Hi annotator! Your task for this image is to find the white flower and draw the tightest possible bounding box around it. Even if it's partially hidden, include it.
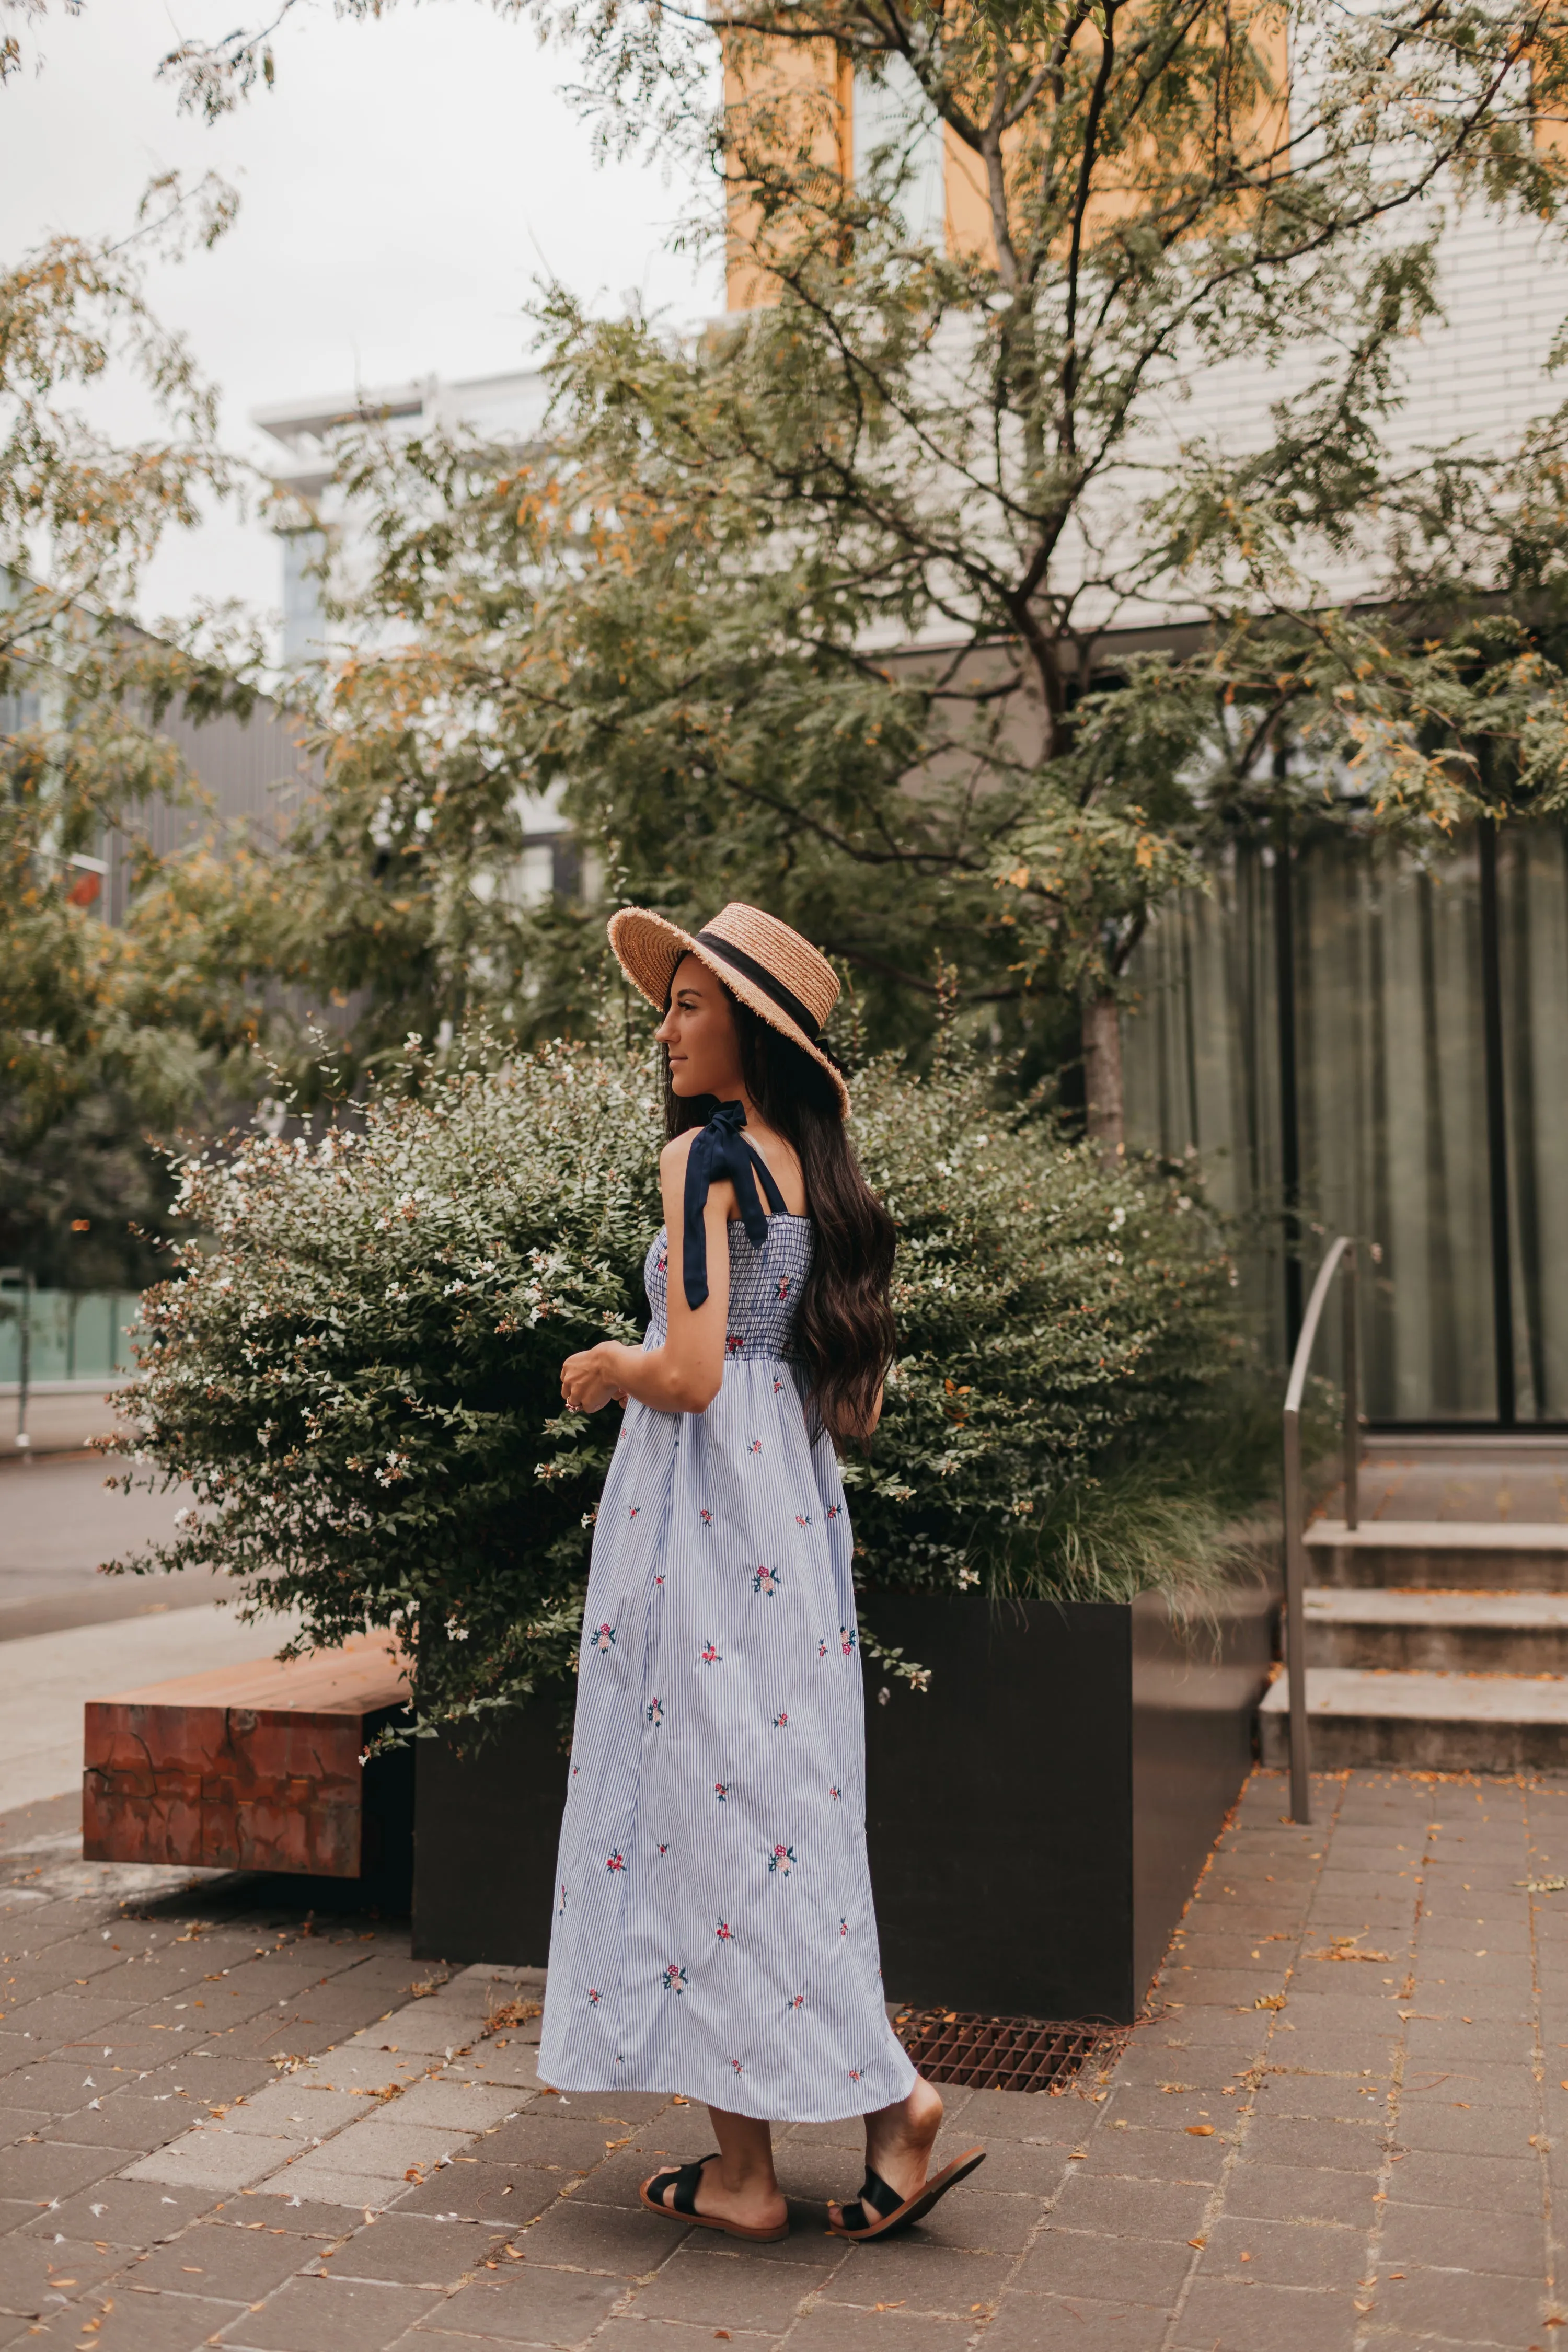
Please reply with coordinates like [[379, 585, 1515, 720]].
[[174, 1507, 193, 1527], [1108, 1206, 1126, 1230], [956, 1566, 979, 1589]]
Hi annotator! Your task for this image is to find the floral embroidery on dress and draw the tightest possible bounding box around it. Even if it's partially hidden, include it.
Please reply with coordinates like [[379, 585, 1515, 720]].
[[538, 1208, 918, 2122]]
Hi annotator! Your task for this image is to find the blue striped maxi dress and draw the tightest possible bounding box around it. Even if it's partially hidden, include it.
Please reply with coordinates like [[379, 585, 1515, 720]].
[[537, 1205, 917, 2124]]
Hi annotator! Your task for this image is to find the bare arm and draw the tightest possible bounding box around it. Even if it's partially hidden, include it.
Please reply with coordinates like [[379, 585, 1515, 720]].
[[560, 1133, 732, 1416]]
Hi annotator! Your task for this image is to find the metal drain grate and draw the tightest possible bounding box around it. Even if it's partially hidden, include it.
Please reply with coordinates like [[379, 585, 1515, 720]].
[[893, 2008, 1123, 2094]]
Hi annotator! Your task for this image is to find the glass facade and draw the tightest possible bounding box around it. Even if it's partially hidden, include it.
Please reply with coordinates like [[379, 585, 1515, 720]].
[[0, 1290, 142, 1385], [1122, 823, 1568, 1425]]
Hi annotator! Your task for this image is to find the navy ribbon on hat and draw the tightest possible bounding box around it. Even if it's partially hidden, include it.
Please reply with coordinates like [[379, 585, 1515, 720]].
[[682, 1101, 788, 1310]]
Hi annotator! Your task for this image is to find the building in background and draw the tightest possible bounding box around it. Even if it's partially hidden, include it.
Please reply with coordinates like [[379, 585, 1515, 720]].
[[251, 371, 577, 906], [719, 53, 1568, 1431], [253, 371, 551, 663]]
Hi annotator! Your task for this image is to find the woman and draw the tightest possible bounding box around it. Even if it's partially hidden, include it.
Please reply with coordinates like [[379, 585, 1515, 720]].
[[539, 902, 984, 2243]]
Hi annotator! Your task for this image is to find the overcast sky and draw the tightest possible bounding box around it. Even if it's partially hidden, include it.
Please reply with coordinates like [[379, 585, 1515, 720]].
[[2, 0, 713, 639]]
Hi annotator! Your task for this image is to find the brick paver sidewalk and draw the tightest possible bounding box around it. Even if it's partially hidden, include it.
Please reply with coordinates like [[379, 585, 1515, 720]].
[[3, 1767, 1563, 2351]]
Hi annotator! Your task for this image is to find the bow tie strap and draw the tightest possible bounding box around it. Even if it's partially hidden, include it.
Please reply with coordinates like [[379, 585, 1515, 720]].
[[681, 1102, 789, 1310]]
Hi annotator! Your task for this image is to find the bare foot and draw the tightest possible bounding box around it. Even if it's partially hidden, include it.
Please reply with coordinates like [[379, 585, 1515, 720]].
[[827, 2074, 945, 2229], [647, 2154, 788, 2236]]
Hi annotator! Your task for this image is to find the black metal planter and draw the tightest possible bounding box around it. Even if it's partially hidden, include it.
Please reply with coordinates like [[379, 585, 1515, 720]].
[[411, 1572, 1276, 2023], [859, 1577, 1276, 2022]]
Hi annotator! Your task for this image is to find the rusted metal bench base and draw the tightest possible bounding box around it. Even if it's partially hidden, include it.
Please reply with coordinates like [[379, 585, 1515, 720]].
[[84, 1634, 413, 1904]]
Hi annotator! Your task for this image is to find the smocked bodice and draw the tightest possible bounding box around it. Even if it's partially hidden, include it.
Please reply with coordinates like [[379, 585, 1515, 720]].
[[643, 1215, 814, 1360]]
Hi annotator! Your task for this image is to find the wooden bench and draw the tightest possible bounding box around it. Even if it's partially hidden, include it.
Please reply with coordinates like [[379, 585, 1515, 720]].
[[83, 1634, 414, 1901]]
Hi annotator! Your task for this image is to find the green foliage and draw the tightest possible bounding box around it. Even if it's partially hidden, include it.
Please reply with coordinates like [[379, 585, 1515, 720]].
[[107, 1037, 663, 1734], [109, 1033, 1264, 1732], [208, 0, 1568, 1118], [848, 1048, 1263, 1605], [0, 175, 266, 1282]]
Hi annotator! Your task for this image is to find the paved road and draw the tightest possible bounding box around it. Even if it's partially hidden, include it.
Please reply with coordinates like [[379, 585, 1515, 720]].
[[0, 1454, 222, 1641], [0, 1454, 301, 1813]]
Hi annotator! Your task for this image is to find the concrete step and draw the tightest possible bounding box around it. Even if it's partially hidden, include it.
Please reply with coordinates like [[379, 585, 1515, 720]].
[[1307, 1519, 1568, 1590], [1259, 1666, 1568, 1773], [1304, 1589, 1568, 1674]]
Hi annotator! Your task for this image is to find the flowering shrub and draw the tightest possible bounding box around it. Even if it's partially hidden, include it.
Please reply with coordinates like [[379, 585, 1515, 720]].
[[108, 1037, 1257, 1734], [850, 1051, 1258, 1605]]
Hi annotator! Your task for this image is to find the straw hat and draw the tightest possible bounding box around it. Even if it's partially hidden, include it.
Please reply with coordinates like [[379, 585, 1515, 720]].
[[608, 902, 849, 1116]]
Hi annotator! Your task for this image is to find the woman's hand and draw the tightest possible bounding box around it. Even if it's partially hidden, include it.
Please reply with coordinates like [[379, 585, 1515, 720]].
[[561, 1343, 630, 1414]]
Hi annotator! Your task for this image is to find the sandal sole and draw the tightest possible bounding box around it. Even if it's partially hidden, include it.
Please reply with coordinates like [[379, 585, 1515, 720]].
[[827, 2147, 987, 2241]]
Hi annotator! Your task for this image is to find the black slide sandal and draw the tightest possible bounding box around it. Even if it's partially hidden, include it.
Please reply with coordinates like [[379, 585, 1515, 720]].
[[828, 2146, 987, 2240], [640, 2153, 791, 2242]]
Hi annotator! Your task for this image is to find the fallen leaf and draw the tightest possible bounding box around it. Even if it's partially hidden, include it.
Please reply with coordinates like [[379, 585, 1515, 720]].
[[1186, 2125, 1215, 2137], [1188, 2236, 1206, 2250]]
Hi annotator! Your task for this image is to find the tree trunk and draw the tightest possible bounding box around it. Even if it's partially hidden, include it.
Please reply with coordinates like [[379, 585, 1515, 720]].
[[1083, 993, 1124, 1160]]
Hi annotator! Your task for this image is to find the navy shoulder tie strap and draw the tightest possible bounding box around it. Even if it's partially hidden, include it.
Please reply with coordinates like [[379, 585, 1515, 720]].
[[681, 1101, 788, 1310]]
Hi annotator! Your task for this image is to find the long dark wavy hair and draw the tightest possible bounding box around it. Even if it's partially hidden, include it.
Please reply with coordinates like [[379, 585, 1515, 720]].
[[664, 984, 896, 1447]]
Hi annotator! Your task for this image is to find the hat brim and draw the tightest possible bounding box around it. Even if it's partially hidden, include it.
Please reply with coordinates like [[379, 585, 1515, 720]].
[[607, 906, 850, 1119]]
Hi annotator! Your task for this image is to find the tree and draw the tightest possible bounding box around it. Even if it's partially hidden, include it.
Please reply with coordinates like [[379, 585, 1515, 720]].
[[126, 0, 1568, 1143], [0, 170, 275, 1282]]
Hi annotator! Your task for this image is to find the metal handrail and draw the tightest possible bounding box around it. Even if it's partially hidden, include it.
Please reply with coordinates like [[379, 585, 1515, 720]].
[[1281, 1237, 1361, 1826]]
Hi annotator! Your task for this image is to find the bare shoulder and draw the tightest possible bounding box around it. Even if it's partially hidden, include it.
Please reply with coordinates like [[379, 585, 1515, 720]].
[[659, 1131, 699, 1180]]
